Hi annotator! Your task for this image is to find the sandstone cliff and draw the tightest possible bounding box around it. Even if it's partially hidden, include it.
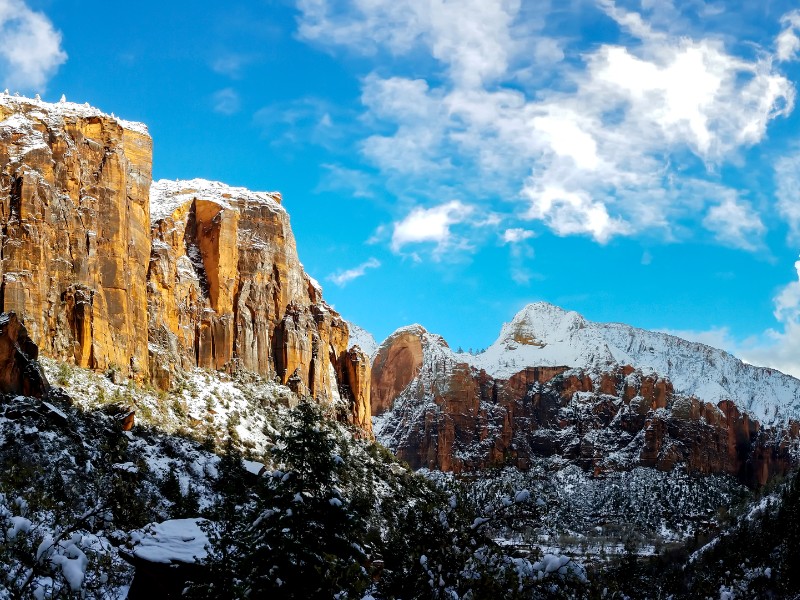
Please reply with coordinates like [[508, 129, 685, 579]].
[[0, 95, 151, 379], [373, 323, 798, 486], [147, 179, 371, 428], [0, 95, 370, 433]]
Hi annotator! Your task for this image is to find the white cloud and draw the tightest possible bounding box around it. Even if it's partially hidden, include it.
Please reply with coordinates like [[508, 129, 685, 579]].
[[524, 185, 630, 243], [776, 10, 800, 62], [391, 200, 474, 253], [702, 194, 765, 250], [298, 0, 534, 88], [0, 0, 66, 91], [502, 228, 534, 244], [739, 258, 800, 377], [212, 88, 241, 115], [328, 257, 381, 286], [297, 0, 795, 249], [210, 53, 253, 78]]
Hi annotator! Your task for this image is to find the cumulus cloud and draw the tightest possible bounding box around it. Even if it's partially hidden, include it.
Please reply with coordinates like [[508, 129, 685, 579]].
[[297, 0, 795, 249], [0, 0, 66, 91], [328, 257, 381, 286], [391, 200, 474, 254], [212, 88, 241, 115]]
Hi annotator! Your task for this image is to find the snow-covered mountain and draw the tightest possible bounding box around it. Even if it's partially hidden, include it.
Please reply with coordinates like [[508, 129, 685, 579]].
[[464, 302, 800, 426], [370, 302, 800, 480]]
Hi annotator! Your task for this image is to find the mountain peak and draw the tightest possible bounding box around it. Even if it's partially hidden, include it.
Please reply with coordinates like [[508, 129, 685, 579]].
[[506, 302, 587, 346]]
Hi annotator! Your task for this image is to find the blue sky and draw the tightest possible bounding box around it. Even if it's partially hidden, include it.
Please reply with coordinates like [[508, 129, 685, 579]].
[[6, 0, 800, 374]]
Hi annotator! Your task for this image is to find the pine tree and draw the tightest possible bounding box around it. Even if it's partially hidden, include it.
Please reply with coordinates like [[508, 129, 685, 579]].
[[240, 400, 369, 598]]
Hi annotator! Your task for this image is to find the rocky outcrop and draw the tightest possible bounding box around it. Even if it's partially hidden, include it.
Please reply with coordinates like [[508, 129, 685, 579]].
[[339, 345, 372, 431], [0, 311, 48, 397], [373, 325, 797, 486], [371, 326, 425, 416], [146, 179, 351, 409], [0, 95, 151, 380], [0, 95, 371, 433]]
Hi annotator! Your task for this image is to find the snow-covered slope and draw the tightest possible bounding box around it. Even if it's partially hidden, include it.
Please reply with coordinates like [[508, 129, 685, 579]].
[[467, 302, 800, 425], [347, 322, 379, 358]]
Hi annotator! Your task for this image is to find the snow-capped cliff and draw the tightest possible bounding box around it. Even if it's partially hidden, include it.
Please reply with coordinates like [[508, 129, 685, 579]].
[[467, 302, 800, 426]]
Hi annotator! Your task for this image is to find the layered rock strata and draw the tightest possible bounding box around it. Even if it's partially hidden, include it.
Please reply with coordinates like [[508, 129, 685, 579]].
[[373, 325, 798, 486]]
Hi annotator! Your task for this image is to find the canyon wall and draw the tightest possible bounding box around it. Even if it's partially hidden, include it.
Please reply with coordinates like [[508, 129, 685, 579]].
[[0, 95, 370, 432], [0, 96, 151, 379]]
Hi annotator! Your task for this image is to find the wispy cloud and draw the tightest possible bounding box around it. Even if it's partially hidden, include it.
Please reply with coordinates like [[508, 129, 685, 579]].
[[776, 10, 800, 62], [503, 228, 536, 285], [316, 164, 378, 199], [738, 258, 800, 377], [775, 150, 800, 243], [502, 228, 534, 244], [210, 52, 254, 78], [212, 87, 241, 115], [0, 0, 66, 91], [391, 201, 475, 255], [254, 97, 347, 148], [702, 194, 765, 251], [328, 257, 381, 286]]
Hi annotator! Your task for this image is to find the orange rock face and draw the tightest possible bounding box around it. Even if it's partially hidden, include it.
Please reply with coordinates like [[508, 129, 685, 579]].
[[339, 345, 373, 433], [146, 180, 351, 407], [0, 97, 152, 380], [370, 327, 425, 416], [0, 96, 371, 432], [373, 326, 796, 486]]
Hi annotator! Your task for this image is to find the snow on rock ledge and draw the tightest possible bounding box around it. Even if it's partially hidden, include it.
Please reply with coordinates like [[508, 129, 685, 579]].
[[0, 92, 149, 136], [150, 178, 283, 222]]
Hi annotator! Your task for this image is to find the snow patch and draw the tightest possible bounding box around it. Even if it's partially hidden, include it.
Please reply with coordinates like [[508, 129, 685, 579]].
[[131, 518, 209, 564]]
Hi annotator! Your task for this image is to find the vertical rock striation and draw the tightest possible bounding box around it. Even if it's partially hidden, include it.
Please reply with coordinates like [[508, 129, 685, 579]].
[[0, 95, 151, 379], [146, 180, 351, 406], [0, 95, 371, 433]]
